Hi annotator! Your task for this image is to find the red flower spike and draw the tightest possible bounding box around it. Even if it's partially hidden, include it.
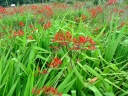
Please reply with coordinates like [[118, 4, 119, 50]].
[[58, 92, 62, 96], [54, 58, 62, 63], [89, 8, 97, 18], [119, 10, 124, 14], [18, 30, 24, 36], [88, 38, 95, 45], [88, 45, 96, 50], [96, 6, 103, 14], [42, 86, 47, 93], [28, 35, 33, 40], [19, 22, 24, 27], [117, 22, 125, 29], [81, 14, 86, 21], [45, 6, 52, 11], [50, 87, 56, 94], [43, 22, 52, 30], [0, 6, 6, 14], [40, 69, 47, 74], [42, 86, 51, 94], [14, 32, 18, 36], [107, 0, 117, 5], [79, 36, 88, 43], [32, 87, 36, 94], [35, 88, 42, 95], [65, 31, 72, 42], [49, 58, 62, 68], [31, 5, 38, 10], [52, 31, 72, 46]]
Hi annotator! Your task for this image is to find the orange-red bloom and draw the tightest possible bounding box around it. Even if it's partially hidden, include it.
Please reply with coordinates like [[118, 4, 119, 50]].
[[117, 22, 125, 29], [52, 31, 72, 46], [19, 22, 24, 27], [71, 36, 96, 50], [49, 58, 62, 68], [28, 35, 33, 40], [43, 22, 52, 30], [13, 30, 24, 37], [107, 0, 117, 5]]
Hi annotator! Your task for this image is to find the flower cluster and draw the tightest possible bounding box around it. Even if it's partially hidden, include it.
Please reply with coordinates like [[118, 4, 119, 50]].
[[19, 22, 24, 27], [31, 5, 38, 10], [28, 35, 33, 40], [74, 14, 86, 22], [48, 58, 62, 68], [111, 8, 125, 15], [32, 86, 62, 96], [37, 5, 53, 18], [52, 31, 72, 46], [52, 31, 96, 50], [0, 6, 6, 14], [34, 67, 48, 76], [89, 6, 103, 18], [13, 30, 24, 37], [107, 0, 117, 5], [117, 22, 125, 30], [34, 57, 62, 77], [72, 36, 96, 50], [43, 21, 52, 30]]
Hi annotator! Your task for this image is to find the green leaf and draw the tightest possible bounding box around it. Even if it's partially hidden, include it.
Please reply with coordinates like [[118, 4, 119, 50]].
[[11, 58, 28, 75], [58, 70, 74, 92], [77, 62, 103, 80], [103, 92, 115, 96], [88, 86, 103, 96], [63, 78, 76, 93], [7, 78, 19, 96]]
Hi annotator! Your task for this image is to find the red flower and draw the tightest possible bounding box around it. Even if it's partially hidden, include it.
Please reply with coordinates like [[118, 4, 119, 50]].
[[43, 22, 52, 30], [13, 32, 18, 36], [52, 31, 72, 46], [32, 87, 37, 94], [94, 27, 99, 32], [31, 5, 38, 10], [117, 22, 125, 29], [49, 58, 62, 68], [35, 89, 41, 95], [79, 36, 88, 43], [71, 36, 96, 50], [42, 86, 51, 94], [88, 38, 95, 45], [18, 30, 24, 36], [45, 6, 52, 11], [19, 22, 24, 27], [42, 86, 61, 95], [13, 30, 24, 37], [28, 35, 33, 40], [88, 45, 96, 50], [39, 69, 48, 74], [50, 87, 58, 95], [96, 6, 103, 14], [65, 31, 72, 41], [89, 8, 97, 18], [81, 14, 86, 20], [107, 0, 117, 5], [0, 6, 6, 14], [58, 92, 62, 96], [119, 10, 124, 14]]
